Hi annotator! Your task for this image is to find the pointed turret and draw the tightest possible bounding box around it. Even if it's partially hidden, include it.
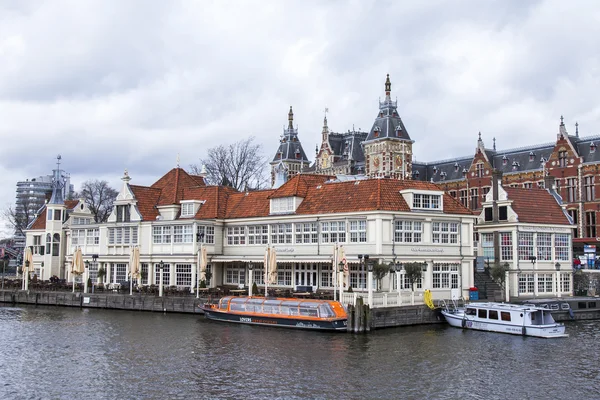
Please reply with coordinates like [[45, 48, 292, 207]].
[[363, 75, 414, 179], [270, 107, 310, 187], [49, 155, 65, 205], [558, 115, 568, 139]]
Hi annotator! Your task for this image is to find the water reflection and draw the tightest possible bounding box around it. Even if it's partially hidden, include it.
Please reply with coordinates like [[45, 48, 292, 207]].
[[1, 305, 599, 399]]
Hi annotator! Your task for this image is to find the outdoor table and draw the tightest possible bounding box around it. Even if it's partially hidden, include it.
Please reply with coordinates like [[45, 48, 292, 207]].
[[230, 289, 246, 295]]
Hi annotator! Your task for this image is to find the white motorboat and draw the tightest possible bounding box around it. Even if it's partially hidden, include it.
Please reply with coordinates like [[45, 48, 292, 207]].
[[441, 302, 568, 338]]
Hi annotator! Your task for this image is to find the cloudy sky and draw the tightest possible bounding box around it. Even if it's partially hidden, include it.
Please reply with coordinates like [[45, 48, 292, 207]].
[[1, 0, 599, 237]]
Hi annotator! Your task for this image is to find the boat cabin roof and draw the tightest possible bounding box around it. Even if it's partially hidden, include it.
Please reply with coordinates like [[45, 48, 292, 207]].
[[466, 302, 552, 313]]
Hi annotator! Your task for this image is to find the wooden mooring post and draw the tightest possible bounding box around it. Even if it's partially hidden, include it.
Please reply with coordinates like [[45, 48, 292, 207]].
[[347, 296, 371, 333]]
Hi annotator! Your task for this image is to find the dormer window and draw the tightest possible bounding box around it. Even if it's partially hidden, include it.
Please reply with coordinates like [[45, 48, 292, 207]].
[[116, 205, 130, 222], [295, 148, 301, 159], [374, 126, 380, 138], [396, 125, 402, 137], [529, 151, 535, 162], [502, 155, 508, 165], [413, 170, 420, 178], [277, 150, 283, 159], [454, 162, 459, 172], [540, 157, 547, 165], [270, 197, 297, 214], [413, 193, 441, 210], [462, 168, 468, 177], [180, 201, 204, 218], [591, 142, 597, 153], [440, 171, 447, 180], [432, 166, 438, 174], [512, 161, 520, 171]]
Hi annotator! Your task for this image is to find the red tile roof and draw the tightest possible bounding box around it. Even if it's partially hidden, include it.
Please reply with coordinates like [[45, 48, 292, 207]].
[[504, 187, 571, 225], [130, 185, 162, 221], [29, 208, 47, 230], [226, 189, 275, 219], [269, 174, 334, 199], [151, 168, 205, 206]]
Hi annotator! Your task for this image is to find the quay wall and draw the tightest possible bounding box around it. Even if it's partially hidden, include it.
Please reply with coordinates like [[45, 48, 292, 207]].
[[0, 290, 443, 331]]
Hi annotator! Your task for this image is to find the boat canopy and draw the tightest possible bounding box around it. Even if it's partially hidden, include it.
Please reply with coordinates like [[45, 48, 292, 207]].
[[218, 296, 337, 318]]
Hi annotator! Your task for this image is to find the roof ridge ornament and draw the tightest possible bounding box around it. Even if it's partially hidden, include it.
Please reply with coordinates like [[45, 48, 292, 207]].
[[288, 106, 294, 129]]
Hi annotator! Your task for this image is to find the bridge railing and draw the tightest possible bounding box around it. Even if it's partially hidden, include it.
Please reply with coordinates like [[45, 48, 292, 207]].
[[340, 291, 423, 308]]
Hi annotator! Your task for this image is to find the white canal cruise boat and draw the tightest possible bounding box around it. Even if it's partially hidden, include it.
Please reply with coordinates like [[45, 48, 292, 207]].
[[441, 302, 568, 338]]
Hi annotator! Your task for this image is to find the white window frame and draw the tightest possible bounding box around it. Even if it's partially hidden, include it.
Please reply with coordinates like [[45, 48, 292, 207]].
[[432, 222, 458, 244], [248, 225, 269, 245], [295, 223, 318, 244], [227, 226, 246, 245], [271, 223, 292, 244], [321, 221, 346, 243], [394, 220, 422, 243], [349, 220, 367, 243]]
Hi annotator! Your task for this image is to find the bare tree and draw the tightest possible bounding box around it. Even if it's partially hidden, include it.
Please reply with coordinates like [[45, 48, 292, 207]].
[[75, 180, 118, 223], [2, 195, 46, 237], [189, 137, 268, 191]]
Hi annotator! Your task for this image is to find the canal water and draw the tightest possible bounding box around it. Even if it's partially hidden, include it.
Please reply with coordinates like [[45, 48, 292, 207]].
[[1, 305, 599, 400]]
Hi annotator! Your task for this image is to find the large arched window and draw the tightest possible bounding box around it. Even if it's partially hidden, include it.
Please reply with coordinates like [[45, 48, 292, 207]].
[[52, 233, 60, 256]]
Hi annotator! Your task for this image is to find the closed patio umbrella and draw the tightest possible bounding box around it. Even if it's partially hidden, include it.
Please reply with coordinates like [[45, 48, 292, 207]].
[[264, 247, 270, 296], [129, 246, 140, 295], [23, 247, 33, 290], [268, 247, 277, 285], [71, 247, 84, 292]]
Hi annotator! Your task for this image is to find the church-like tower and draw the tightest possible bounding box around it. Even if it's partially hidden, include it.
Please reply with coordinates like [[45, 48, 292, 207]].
[[363, 74, 414, 179], [270, 106, 310, 188]]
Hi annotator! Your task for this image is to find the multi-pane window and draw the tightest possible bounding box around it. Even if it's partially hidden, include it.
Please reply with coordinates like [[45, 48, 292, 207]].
[[52, 234, 60, 256], [153, 226, 172, 244], [197, 225, 215, 244], [86, 228, 99, 245], [566, 178, 577, 202], [500, 232, 513, 261], [518, 232, 534, 261], [225, 267, 246, 285], [320, 264, 333, 288], [403, 274, 422, 290], [154, 263, 170, 286], [181, 203, 195, 217], [88, 260, 98, 282], [470, 188, 478, 210], [586, 211, 596, 238], [518, 273, 534, 294], [115, 205, 130, 223], [480, 233, 494, 260], [253, 268, 264, 286], [174, 225, 193, 243], [141, 263, 149, 285], [227, 226, 246, 245], [560, 273, 570, 292], [413, 194, 441, 210], [321, 221, 346, 243], [537, 274, 554, 293], [33, 235, 44, 255], [432, 263, 459, 289], [109, 227, 138, 245], [295, 223, 318, 244], [72, 230, 86, 246], [114, 263, 127, 283], [394, 220, 422, 243], [558, 151, 568, 167], [555, 234, 569, 261], [481, 187, 490, 201], [277, 264, 293, 286], [349, 220, 367, 243], [522, 182, 532, 189], [270, 223, 292, 244], [45, 233, 51, 255], [459, 190, 468, 208], [175, 264, 192, 287], [475, 163, 483, 178], [248, 225, 269, 245], [271, 197, 294, 214], [349, 263, 367, 289], [432, 222, 458, 244], [536, 233, 552, 261], [584, 176, 595, 201]]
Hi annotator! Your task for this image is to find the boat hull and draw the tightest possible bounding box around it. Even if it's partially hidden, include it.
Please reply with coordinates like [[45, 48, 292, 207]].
[[203, 307, 348, 331], [441, 310, 567, 338]]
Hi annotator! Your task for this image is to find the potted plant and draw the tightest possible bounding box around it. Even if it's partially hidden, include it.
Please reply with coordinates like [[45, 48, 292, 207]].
[[199, 279, 207, 288], [205, 270, 213, 286], [97, 266, 106, 284]]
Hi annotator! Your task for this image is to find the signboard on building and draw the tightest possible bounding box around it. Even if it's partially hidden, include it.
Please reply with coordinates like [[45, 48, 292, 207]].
[[584, 245, 596, 253]]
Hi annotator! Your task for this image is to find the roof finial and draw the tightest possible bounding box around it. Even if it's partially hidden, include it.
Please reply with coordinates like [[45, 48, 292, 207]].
[[323, 107, 328, 126], [478, 131, 482, 141], [288, 106, 294, 129], [56, 154, 61, 170], [385, 74, 391, 95], [493, 137, 496, 151], [560, 115, 564, 126], [576, 122, 579, 137]]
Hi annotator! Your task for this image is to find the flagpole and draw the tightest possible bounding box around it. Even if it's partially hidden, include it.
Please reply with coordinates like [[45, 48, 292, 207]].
[[196, 244, 201, 299], [265, 246, 269, 297], [333, 243, 337, 301]]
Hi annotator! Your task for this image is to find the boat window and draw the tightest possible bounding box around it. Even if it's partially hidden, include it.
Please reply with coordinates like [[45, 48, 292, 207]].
[[288, 306, 299, 316], [248, 299, 264, 305], [219, 298, 229, 310], [531, 312, 536, 321], [560, 303, 570, 310], [231, 297, 246, 304], [318, 304, 334, 318], [465, 308, 476, 316], [282, 301, 300, 307], [500, 312, 511, 321], [488, 310, 498, 320], [230, 302, 245, 312], [478, 309, 487, 319], [550, 304, 559, 311], [279, 305, 289, 315], [588, 302, 597, 308], [299, 307, 318, 317], [245, 304, 259, 313], [578, 302, 587, 309]]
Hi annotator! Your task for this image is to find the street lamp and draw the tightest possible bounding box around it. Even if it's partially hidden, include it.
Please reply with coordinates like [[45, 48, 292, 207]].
[[159, 261, 164, 297], [367, 260, 374, 307], [529, 255, 537, 297], [248, 262, 254, 297], [84, 260, 90, 294]]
